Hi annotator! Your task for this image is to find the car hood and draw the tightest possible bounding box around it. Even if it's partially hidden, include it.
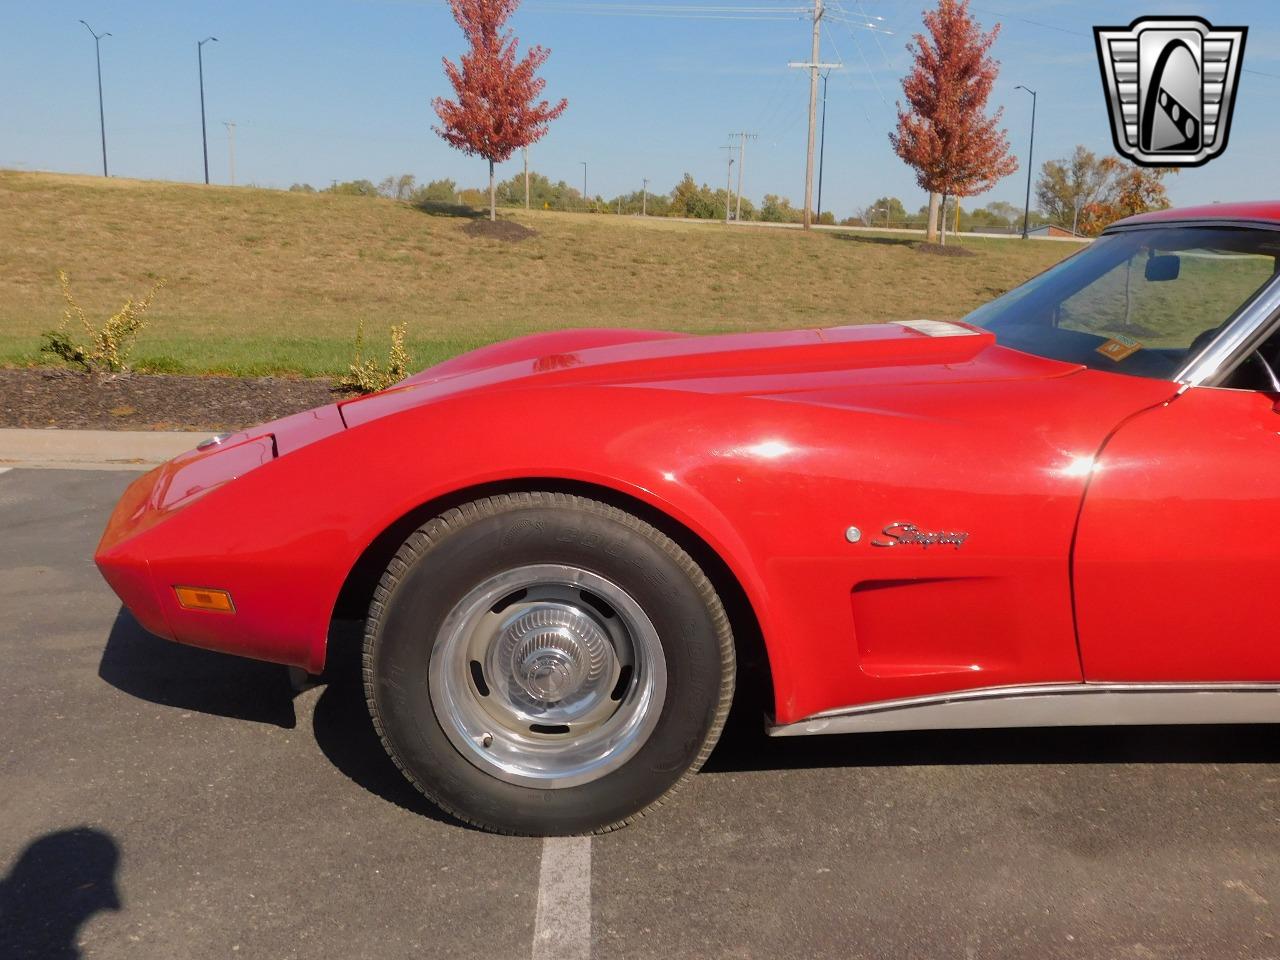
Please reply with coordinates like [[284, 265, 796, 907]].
[[338, 321, 1079, 428]]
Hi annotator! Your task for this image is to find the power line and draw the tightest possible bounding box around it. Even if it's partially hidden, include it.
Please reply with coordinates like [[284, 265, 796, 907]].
[[853, 0, 896, 71], [757, 70, 808, 139], [820, 19, 873, 125], [970, 4, 1277, 82], [829, 1, 889, 106], [970, 6, 1080, 38], [522, 2, 810, 21], [750, 68, 798, 136]]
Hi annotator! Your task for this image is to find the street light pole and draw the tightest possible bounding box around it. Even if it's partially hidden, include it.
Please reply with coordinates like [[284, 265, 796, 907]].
[[1016, 85, 1037, 240], [79, 21, 111, 177], [198, 37, 218, 185], [580, 161, 588, 212]]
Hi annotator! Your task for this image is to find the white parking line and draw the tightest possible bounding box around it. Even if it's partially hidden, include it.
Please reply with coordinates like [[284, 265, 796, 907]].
[[532, 836, 592, 960]]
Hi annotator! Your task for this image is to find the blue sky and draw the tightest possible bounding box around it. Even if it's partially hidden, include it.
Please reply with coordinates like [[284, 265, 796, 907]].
[[3, 1, 1277, 217]]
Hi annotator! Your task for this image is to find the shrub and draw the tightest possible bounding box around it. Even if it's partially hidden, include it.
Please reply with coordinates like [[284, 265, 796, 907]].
[[414, 178, 459, 205], [41, 271, 166, 373], [337, 320, 412, 394]]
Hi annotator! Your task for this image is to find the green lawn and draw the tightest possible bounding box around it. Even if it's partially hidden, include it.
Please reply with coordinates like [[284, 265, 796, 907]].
[[0, 170, 1075, 377]]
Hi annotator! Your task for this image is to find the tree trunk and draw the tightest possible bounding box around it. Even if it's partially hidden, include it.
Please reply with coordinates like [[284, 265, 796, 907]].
[[926, 192, 940, 243], [939, 191, 949, 246], [488, 159, 496, 222]]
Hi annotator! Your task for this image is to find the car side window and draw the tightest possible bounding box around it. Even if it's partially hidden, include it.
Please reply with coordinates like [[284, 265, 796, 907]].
[[1220, 324, 1280, 392]]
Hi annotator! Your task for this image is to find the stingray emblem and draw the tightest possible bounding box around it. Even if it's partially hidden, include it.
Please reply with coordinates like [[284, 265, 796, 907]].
[[1094, 16, 1247, 167], [870, 523, 969, 550]]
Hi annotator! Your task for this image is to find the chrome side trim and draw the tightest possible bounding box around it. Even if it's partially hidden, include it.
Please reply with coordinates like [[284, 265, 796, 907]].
[[767, 683, 1280, 737]]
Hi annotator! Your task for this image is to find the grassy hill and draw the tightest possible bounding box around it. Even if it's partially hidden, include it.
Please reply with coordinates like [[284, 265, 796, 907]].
[[0, 170, 1074, 377]]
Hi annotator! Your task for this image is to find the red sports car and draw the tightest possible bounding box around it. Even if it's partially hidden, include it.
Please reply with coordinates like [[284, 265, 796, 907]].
[[97, 203, 1280, 835]]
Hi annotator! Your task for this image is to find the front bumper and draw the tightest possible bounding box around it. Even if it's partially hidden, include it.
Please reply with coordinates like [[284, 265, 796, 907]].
[[95, 405, 346, 673]]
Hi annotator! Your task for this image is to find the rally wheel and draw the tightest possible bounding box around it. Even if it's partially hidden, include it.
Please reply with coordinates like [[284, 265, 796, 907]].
[[363, 492, 736, 835]]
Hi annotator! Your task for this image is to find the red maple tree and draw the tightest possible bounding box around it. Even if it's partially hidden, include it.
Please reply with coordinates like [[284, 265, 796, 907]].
[[1078, 163, 1176, 235], [433, 0, 567, 221], [889, 0, 1017, 244]]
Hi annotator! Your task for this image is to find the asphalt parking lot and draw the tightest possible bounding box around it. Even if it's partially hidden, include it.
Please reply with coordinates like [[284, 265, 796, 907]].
[[2, 466, 1278, 960]]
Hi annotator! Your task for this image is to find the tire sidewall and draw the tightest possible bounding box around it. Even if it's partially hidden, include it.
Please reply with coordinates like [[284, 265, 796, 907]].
[[369, 495, 730, 834]]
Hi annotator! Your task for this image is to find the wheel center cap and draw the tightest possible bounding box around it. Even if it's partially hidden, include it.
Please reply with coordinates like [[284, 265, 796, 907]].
[[496, 603, 611, 705], [522, 650, 576, 701]]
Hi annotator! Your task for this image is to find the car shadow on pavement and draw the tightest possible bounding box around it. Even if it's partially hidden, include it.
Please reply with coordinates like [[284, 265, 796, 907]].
[[103, 609, 1278, 818], [0, 826, 121, 960], [98, 608, 298, 728], [98, 610, 464, 827], [310, 623, 466, 827], [703, 706, 1280, 774]]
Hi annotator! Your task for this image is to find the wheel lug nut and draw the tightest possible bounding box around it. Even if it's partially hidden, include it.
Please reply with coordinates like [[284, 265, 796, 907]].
[[480, 733, 494, 748]]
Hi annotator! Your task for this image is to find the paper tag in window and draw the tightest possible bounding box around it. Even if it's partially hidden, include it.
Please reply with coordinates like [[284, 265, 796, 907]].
[[1097, 335, 1142, 362]]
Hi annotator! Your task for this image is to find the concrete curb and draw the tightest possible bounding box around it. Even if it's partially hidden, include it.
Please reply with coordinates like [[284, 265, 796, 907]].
[[0, 429, 205, 471]]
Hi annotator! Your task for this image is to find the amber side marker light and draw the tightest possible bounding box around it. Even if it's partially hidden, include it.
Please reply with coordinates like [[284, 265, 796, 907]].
[[174, 586, 236, 613]]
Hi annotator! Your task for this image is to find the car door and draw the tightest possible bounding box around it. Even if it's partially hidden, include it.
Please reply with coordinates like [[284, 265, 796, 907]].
[[1074, 380, 1280, 682]]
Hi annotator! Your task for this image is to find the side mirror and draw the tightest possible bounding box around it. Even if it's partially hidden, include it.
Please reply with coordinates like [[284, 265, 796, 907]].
[[1145, 254, 1181, 282]]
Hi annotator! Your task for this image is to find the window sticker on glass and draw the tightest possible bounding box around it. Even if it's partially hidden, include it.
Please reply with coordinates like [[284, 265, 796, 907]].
[[1097, 335, 1142, 362]]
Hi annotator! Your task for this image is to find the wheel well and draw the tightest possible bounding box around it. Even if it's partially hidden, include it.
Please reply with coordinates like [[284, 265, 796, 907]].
[[331, 478, 774, 717]]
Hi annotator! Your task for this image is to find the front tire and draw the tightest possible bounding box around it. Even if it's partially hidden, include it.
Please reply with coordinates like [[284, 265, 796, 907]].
[[363, 492, 735, 835]]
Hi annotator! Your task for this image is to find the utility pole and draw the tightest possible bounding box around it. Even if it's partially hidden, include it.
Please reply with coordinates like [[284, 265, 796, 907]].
[[789, 1, 840, 231], [79, 21, 111, 177], [724, 152, 735, 225], [198, 37, 218, 185], [804, 0, 822, 229], [816, 71, 831, 223], [728, 132, 757, 222], [580, 161, 588, 212], [1016, 85, 1037, 240], [523, 146, 530, 210], [641, 178, 649, 217], [223, 121, 236, 186]]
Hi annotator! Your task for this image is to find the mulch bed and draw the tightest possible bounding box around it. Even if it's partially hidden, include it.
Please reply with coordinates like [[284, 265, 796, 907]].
[[914, 242, 977, 258], [462, 220, 537, 242], [0, 368, 338, 431]]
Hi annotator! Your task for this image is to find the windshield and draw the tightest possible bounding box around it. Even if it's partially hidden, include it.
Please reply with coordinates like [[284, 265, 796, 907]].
[[963, 226, 1280, 381]]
